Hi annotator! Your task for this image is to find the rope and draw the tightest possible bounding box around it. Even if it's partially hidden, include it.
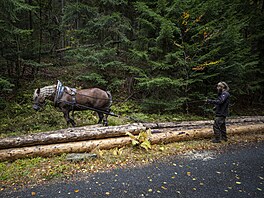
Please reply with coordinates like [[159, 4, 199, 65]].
[[58, 100, 117, 117]]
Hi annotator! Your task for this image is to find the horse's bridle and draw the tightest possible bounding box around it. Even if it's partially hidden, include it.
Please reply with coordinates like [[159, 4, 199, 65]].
[[33, 100, 47, 111]]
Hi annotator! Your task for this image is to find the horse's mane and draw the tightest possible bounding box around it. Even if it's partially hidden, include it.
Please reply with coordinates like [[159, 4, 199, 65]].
[[33, 85, 56, 99]]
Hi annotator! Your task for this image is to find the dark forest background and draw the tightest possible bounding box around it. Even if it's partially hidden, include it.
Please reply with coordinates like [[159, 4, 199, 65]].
[[0, 0, 263, 135]]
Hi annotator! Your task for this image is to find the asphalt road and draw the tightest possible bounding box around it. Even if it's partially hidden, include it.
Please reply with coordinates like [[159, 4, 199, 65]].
[[2, 142, 264, 198]]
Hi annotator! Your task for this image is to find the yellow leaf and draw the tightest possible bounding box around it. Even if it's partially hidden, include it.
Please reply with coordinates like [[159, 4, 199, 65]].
[[105, 192, 110, 195], [113, 149, 118, 156], [187, 172, 191, 176], [182, 12, 190, 19], [148, 189, 153, 192], [74, 189, 79, 193], [31, 192, 36, 196], [161, 186, 167, 190], [140, 140, 151, 150], [126, 132, 136, 140], [132, 139, 139, 146], [236, 182, 241, 185]]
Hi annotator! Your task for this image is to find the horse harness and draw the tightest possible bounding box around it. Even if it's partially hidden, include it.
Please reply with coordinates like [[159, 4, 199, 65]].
[[54, 80, 77, 109], [53, 81, 116, 117]]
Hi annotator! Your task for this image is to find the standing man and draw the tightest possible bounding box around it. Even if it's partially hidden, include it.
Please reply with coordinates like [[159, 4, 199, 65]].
[[207, 82, 230, 143]]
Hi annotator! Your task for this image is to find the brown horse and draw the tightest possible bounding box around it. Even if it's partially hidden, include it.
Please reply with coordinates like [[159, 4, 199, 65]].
[[33, 81, 113, 127]]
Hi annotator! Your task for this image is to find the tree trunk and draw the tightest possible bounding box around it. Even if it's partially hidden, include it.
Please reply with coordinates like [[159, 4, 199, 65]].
[[0, 124, 146, 149], [0, 116, 263, 149], [0, 123, 263, 162]]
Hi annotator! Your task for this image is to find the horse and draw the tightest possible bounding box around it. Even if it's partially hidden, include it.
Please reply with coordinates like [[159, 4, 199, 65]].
[[33, 81, 113, 127]]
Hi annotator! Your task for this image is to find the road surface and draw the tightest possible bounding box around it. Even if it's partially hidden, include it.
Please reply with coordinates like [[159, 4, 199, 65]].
[[2, 142, 264, 198]]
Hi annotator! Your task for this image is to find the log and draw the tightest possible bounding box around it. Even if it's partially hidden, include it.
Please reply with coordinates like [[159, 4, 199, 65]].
[[150, 123, 264, 144], [0, 116, 263, 150], [0, 123, 263, 162], [0, 123, 146, 149], [142, 116, 264, 129]]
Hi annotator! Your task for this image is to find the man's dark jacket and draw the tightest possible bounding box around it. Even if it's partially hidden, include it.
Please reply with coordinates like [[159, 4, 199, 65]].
[[207, 91, 230, 117]]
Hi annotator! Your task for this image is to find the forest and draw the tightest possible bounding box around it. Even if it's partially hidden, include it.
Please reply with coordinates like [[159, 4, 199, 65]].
[[0, 0, 263, 136]]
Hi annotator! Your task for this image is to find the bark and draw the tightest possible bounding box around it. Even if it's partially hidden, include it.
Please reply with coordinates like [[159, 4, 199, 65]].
[[0, 123, 263, 162], [142, 116, 264, 129], [0, 116, 263, 149], [0, 123, 145, 149]]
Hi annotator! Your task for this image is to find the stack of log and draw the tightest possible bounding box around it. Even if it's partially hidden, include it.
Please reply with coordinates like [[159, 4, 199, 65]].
[[0, 116, 263, 161]]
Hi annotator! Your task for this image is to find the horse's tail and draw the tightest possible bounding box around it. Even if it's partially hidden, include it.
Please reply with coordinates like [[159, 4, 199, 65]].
[[106, 91, 112, 108]]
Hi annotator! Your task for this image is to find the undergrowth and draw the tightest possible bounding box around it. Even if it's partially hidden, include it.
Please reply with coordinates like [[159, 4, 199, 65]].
[[0, 95, 205, 138]]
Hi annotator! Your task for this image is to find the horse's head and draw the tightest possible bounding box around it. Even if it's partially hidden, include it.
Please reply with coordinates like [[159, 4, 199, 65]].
[[33, 88, 46, 111]]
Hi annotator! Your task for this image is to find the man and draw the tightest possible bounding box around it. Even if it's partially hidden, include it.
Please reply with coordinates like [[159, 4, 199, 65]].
[[207, 82, 230, 143]]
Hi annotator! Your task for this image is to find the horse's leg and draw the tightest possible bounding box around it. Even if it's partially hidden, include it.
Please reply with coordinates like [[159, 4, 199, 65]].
[[63, 110, 71, 126], [97, 112, 104, 124], [103, 114, 109, 126], [69, 110, 76, 127], [63, 109, 76, 127]]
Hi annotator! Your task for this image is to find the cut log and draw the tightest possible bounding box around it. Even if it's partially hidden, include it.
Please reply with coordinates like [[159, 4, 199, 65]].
[[0, 116, 263, 150], [0, 123, 263, 162], [143, 116, 264, 129], [0, 123, 146, 149]]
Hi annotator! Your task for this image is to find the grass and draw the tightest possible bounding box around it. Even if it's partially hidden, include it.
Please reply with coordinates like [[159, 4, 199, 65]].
[[0, 132, 263, 192]]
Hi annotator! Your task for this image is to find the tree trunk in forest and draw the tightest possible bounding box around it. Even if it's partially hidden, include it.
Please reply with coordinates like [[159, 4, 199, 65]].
[[0, 123, 263, 161]]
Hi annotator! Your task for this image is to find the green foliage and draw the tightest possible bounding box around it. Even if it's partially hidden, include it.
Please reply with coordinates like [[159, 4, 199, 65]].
[[0, 0, 263, 136]]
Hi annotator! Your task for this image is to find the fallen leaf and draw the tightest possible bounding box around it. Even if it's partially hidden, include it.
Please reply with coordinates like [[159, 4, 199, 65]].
[[148, 189, 153, 192], [31, 192, 36, 196], [257, 188, 262, 191], [161, 186, 167, 190], [105, 192, 110, 195], [187, 172, 191, 176], [236, 182, 241, 185]]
